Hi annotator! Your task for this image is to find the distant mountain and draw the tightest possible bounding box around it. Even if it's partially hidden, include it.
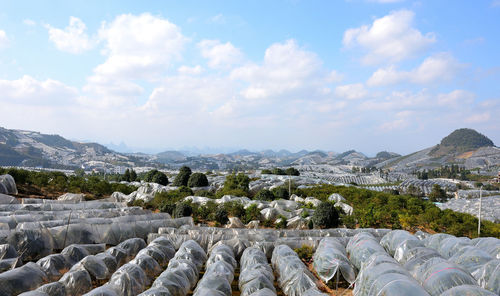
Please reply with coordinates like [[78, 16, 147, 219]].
[[0, 127, 131, 169], [155, 150, 187, 162], [376, 151, 401, 160], [379, 128, 499, 172]]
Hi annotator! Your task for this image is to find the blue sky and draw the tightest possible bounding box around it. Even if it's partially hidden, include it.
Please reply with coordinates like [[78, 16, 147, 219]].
[[0, 0, 499, 155]]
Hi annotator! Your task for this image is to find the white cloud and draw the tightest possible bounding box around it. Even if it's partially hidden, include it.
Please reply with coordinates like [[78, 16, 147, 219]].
[[367, 53, 462, 86], [198, 40, 243, 69], [95, 13, 187, 79], [45, 17, 95, 54], [0, 30, 8, 48], [335, 83, 368, 100], [178, 65, 203, 75], [465, 112, 490, 123], [231, 39, 332, 100], [83, 13, 188, 107], [23, 19, 36, 26], [437, 90, 475, 106], [210, 13, 226, 24], [0, 75, 78, 105], [343, 10, 435, 64]]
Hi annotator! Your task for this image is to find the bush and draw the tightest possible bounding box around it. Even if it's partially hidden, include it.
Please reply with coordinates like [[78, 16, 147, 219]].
[[285, 167, 300, 176], [223, 201, 245, 219], [215, 207, 229, 224], [152, 172, 169, 186], [271, 187, 289, 200], [194, 189, 215, 198], [215, 173, 250, 198], [254, 189, 274, 201], [275, 215, 287, 229], [294, 245, 313, 262], [159, 202, 176, 214], [174, 202, 193, 218], [187, 172, 209, 187], [272, 168, 286, 175], [312, 202, 340, 228], [173, 166, 192, 187], [244, 204, 261, 223], [261, 169, 272, 174]]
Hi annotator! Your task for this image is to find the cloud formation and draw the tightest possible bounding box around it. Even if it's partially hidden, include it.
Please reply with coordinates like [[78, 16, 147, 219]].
[[45, 17, 95, 54], [367, 53, 463, 86], [343, 10, 435, 64]]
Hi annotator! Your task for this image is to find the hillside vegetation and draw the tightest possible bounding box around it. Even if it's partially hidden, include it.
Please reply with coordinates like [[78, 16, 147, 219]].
[[431, 128, 494, 156]]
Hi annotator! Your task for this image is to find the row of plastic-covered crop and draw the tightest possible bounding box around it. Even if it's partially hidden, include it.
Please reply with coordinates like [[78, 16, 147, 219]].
[[311, 229, 500, 296]]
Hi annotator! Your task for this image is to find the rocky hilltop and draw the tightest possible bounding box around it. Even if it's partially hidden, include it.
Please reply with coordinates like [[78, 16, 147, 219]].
[[379, 128, 500, 172]]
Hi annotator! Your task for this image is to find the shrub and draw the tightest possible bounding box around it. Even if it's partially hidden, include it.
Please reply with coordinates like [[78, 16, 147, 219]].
[[244, 204, 261, 223], [312, 202, 340, 228], [272, 168, 286, 175], [261, 169, 272, 174], [173, 166, 192, 186], [254, 189, 274, 201], [215, 207, 229, 225], [294, 245, 313, 262], [152, 172, 169, 186], [194, 189, 215, 198], [174, 202, 193, 218], [223, 201, 245, 219], [158, 202, 176, 214], [275, 215, 287, 229], [285, 167, 300, 176], [187, 172, 209, 187], [271, 187, 289, 200]]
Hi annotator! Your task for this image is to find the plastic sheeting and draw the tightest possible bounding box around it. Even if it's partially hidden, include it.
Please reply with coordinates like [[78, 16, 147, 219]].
[[472, 259, 500, 295], [313, 237, 356, 284], [354, 252, 430, 296], [472, 237, 500, 259], [193, 243, 236, 296], [0, 174, 17, 195], [439, 285, 498, 296], [0, 262, 49, 296], [346, 232, 386, 270], [272, 244, 323, 296], [380, 230, 420, 256], [239, 247, 276, 296]]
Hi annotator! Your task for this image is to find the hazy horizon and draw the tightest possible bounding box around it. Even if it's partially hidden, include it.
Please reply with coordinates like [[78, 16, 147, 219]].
[[1, 1, 499, 156]]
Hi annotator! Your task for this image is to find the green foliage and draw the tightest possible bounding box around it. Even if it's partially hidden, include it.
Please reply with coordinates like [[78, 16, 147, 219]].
[[123, 169, 131, 182], [152, 172, 169, 186], [440, 128, 494, 149], [285, 167, 300, 176], [261, 169, 272, 174], [294, 245, 314, 262], [150, 186, 193, 209], [174, 202, 193, 218], [244, 204, 261, 223], [429, 184, 449, 202], [254, 189, 274, 201], [272, 168, 286, 175], [223, 201, 245, 219], [312, 201, 340, 228], [215, 207, 229, 224], [187, 172, 209, 187], [297, 184, 499, 238], [194, 189, 215, 198], [158, 202, 176, 214], [173, 166, 192, 186], [216, 173, 250, 198], [144, 169, 168, 185], [275, 215, 287, 229], [271, 187, 289, 200]]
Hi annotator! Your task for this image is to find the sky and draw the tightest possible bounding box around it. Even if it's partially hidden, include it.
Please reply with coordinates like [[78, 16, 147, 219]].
[[0, 0, 499, 155]]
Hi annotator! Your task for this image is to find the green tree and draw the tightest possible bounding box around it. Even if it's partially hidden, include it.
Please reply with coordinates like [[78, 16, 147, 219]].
[[312, 202, 340, 228], [255, 189, 275, 201], [173, 166, 192, 186], [271, 187, 289, 200], [285, 167, 300, 176], [123, 169, 131, 182], [174, 202, 193, 218], [429, 184, 448, 202], [187, 172, 209, 187], [215, 207, 229, 224], [152, 171, 169, 186], [130, 169, 137, 182]]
